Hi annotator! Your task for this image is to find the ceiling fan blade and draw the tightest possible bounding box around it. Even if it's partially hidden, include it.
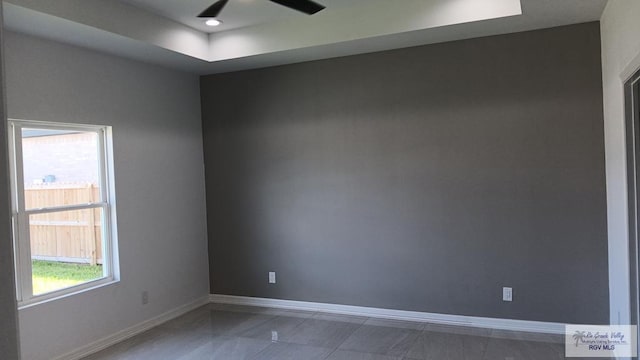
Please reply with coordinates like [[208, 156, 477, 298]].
[[198, 0, 229, 18], [268, 0, 326, 15]]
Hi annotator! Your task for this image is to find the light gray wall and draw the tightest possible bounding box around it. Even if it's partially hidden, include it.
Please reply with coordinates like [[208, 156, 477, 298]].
[[201, 22, 608, 324], [600, 0, 640, 326], [5, 31, 209, 360], [0, 6, 21, 359]]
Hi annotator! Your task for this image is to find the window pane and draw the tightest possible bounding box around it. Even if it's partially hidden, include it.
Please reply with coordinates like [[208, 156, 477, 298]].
[[30, 208, 106, 296], [22, 128, 101, 209]]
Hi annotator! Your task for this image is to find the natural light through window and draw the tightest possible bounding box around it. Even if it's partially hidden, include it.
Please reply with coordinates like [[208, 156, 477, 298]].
[[9, 120, 117, 305]]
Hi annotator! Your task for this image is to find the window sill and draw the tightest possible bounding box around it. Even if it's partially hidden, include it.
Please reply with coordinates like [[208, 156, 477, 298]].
[[18, 277, 120, 310]]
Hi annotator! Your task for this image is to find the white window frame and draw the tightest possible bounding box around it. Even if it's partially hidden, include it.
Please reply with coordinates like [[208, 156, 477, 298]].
[[8, 119, 119, 307]]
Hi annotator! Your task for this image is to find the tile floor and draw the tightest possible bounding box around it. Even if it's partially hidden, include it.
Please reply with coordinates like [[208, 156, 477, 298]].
[[84, 303, 575, 360]]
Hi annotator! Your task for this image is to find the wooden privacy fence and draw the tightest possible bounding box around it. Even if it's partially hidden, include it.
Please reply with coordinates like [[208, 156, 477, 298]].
[[26, 184, 103, 265]]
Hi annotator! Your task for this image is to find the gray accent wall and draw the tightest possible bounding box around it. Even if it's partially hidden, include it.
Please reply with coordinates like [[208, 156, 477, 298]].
[[0, 6, 21, 359], [5, 32, 209, 360], [201, 22, 608, 324]]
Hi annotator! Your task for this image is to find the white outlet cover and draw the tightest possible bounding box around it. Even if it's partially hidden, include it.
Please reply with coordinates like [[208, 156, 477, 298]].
[[269, 272, 276, 284], [503, 287, 513, 302]]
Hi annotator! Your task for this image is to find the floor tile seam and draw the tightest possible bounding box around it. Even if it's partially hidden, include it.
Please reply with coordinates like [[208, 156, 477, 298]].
[[401, 332, 422, 359], [245, 339, 278, 360], [233, 313, 277, 337], [479, 329, 501, 360], [333, 320, 368, 353], [464, 337, 488, 360], [232, 311, 369, 346], [322, 346, 340, 359], [283, 311, 321, 340], [325, 347, 410, 360], [362, 324, 423, 358], [247, 311, 327, 347]]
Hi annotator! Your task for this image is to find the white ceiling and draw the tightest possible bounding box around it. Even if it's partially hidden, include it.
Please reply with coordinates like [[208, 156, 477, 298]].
[[2, 0, 608, 75]]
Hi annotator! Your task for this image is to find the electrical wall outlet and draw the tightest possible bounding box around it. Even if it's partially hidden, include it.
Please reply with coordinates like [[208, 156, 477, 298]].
[[269, 271, 276, 284], [503, 287, 513, 302], [142, 290, 149, 305]]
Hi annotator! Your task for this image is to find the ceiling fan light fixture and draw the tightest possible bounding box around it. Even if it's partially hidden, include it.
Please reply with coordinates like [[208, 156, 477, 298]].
[[198, 0, 229, 18], [198, 0, 326, 21], [205, 18, 222, 26]]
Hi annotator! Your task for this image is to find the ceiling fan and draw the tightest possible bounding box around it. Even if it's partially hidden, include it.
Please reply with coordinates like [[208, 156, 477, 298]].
[[198, 0, 326, 19]]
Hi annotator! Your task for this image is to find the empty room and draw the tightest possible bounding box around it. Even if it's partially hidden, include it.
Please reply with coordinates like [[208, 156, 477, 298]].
[[1, 0, 640, 359]]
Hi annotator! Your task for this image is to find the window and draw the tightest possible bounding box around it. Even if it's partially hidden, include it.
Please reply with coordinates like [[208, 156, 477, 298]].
[[8, 119, 118, 306]]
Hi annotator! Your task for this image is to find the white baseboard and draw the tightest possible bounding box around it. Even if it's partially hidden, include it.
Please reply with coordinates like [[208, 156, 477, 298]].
[[209, 294, 567, 335], [48, 293, 567, 360], [53, 296, 210, 360]]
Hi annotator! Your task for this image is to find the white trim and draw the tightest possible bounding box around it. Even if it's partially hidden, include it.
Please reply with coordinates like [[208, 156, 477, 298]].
[[31, 255, 100, 264], [210, 294, 567, 335], [51, 296, 210, 360], [41, 293, 568, 359], [8, 119, 119, 306], [619, 47, 640, 83], [7, 118, 108, 132], [18, 279, 118, 310]]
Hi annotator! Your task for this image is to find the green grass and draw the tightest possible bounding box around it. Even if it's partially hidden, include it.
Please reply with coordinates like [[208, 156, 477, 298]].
[[32, 260, 103, 295]]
